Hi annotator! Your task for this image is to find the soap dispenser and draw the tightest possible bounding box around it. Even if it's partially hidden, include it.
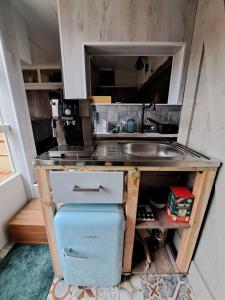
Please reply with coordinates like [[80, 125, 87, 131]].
[[126, 115, 136, 133]]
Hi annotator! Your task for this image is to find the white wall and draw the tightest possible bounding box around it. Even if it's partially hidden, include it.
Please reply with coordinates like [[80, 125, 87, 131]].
[[0, 174, 27, 249], [57, 0, 197, 98], [12, 0, 61, 65], [0, 0, 36, 198], [178, 0, 225, 298], [12, 6, 31, 64]]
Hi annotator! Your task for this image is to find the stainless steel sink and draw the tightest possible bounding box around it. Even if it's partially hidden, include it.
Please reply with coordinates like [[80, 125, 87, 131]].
[[122, 142, 183, 158]]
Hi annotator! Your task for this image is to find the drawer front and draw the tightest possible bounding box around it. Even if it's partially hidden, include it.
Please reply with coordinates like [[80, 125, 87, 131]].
[[49, 171, 124, 203]]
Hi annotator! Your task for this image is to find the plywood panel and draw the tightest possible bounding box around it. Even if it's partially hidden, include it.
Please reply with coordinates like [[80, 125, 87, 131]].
[[57, 0, 197, 98], [188, 49, 212, 151], [178, 0, 225, 297]]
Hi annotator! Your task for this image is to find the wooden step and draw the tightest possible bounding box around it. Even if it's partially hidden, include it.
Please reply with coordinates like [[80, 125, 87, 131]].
[[8, 198, 48, 244]]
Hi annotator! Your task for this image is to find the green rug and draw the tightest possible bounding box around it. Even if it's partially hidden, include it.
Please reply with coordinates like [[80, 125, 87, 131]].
[[0, 244, 54, 300]]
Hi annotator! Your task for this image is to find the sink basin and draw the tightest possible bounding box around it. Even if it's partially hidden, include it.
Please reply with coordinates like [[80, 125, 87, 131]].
[[122, 142, 182, 158]]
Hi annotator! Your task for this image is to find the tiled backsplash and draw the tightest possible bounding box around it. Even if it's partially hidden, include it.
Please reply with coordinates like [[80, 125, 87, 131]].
[[92, 104, 182, 133]]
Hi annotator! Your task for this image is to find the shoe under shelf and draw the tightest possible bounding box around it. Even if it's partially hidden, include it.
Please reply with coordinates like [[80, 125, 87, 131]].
[[132, 243, 179, 275]]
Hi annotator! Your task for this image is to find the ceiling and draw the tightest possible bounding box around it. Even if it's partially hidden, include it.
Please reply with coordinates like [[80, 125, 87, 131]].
[[11, 0, 61, 64]]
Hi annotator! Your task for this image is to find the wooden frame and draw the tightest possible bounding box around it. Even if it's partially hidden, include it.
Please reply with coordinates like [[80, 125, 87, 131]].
[[176, 170, 217, 272], [123, 168, 140, 273], [82, 42, 186, 104], [35, 164, 217, 276], [35, 168, 61, 276]]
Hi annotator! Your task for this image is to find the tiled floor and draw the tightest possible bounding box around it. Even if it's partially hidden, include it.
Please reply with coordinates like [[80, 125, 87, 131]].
[[47, 274, 193, 300], [0, 243, 193, 300]]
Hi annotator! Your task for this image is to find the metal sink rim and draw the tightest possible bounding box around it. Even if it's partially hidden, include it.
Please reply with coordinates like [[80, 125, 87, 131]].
[[121, 141, 184, 159]]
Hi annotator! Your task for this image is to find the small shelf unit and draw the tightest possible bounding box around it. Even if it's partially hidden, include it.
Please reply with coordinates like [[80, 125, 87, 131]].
[[134, 206, 191, 274], [35, 165, 218, 278], [22, 65, 63, 90], [135, 208, 191, 230]]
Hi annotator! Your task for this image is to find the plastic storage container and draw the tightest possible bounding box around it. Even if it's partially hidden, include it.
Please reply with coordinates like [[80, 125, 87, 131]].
[[54, 204, 125, 286]]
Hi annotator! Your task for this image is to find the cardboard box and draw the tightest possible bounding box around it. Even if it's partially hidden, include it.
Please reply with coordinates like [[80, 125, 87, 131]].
[[88, 96, 111, 103], [167, 186, 194, 223]]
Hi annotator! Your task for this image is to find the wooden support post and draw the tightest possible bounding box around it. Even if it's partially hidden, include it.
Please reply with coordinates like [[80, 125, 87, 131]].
[[176, 170, 217, 272], [35, 168, 62, 277], [123, 168, 140, 273]]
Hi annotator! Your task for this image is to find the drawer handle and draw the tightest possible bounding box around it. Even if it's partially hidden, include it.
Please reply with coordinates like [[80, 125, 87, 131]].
[[73, 185, 103, 192], [64, 248, 88, 260]]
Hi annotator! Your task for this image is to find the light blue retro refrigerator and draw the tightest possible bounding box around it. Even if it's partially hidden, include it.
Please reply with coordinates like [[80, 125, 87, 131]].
[[54, 204, 125, 286]]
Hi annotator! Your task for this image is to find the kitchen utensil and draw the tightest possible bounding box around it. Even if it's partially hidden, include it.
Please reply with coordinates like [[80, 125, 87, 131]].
[[147, 117, 178, 134], [149, 188, 169, 209]]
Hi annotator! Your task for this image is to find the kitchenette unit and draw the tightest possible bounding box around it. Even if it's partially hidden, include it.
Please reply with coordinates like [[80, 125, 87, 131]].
[[33, 48, 220, 285], [34, 116, 219, 283]]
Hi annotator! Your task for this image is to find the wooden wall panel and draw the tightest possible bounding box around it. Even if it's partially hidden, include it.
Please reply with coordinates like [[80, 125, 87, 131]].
[[26, 90, 52, 119], [178, 0, 225, 298], [57, 0, 197, 98]]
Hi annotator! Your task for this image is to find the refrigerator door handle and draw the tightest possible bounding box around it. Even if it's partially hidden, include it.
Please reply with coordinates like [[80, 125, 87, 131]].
[[73, 185, 103, 192], [64, 248, 88, 260]]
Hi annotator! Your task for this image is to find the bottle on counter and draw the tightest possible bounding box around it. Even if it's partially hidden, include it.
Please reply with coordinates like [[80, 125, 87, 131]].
[[102, 112, 108, 133], [126, 115, 136, 133]]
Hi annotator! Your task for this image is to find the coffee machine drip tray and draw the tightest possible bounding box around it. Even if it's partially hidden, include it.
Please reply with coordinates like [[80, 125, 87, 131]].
[[48, 145, 95, 159]]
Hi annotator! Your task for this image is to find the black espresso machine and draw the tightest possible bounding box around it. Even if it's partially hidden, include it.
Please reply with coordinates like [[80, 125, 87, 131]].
[[49, 98, 95, 158]]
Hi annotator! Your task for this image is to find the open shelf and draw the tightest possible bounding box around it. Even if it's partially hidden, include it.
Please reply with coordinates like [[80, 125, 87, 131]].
[[96, 85, 138, 88], [135, 208, 191, 230], [132, 243, 179, 275], [22, 65, 63, 90], [24, 82, 63, 90]]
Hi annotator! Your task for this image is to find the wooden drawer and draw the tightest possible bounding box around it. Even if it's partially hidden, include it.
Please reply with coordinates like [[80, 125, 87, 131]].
[[49, 171, 124, 204]]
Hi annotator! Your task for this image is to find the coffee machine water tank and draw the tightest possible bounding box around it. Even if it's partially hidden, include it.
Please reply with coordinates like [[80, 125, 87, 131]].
[[54, 204, 125, 286]]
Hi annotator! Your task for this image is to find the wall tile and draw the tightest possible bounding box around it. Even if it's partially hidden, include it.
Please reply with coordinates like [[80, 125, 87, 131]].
[[92, 104, 181, 133]]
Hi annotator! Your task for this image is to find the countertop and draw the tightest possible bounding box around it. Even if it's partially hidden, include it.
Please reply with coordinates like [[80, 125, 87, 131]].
[[33, 140, 220, 168], [94, 132, 178, 139]]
